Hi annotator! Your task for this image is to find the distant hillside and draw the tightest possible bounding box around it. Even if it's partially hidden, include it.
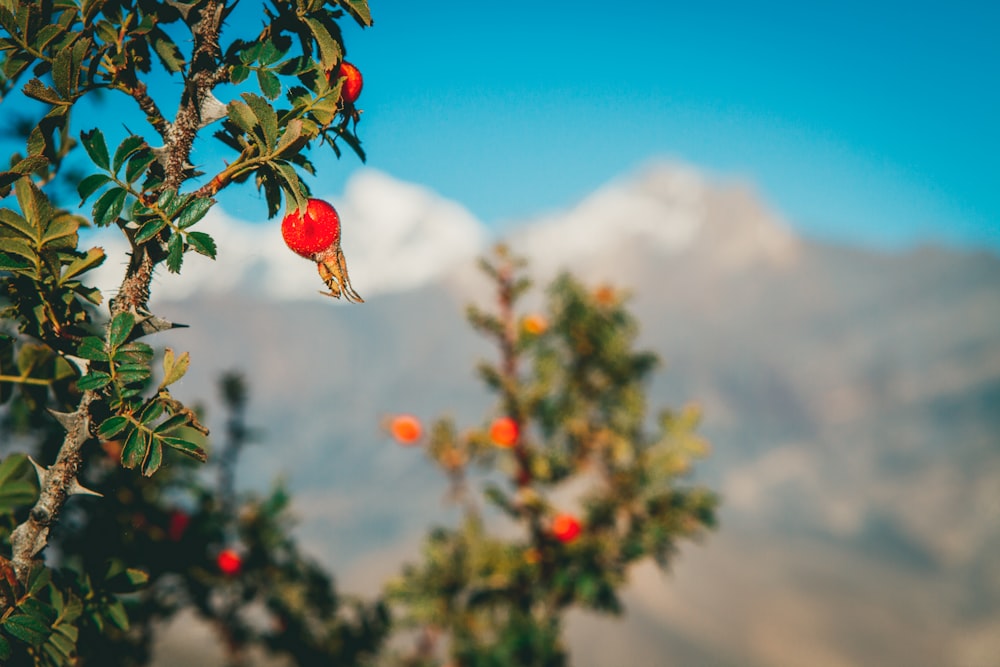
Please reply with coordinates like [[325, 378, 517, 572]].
[[148, 165, 1000, 666]]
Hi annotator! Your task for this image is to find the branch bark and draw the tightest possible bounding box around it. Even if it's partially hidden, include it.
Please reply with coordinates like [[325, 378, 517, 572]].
[[7, 0, 230, 591]]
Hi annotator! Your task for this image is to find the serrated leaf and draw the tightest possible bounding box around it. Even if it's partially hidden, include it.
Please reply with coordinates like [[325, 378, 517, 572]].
[[108, 312, 135, 349], [177, 197, 212, 228], [0, 252, 33, 273], [149, 26, 184, 72], [80, 129, 109, 170], [2, 612, 50, 646], [61, 246, 105, 282], [92, 187, 126, 226], [165, 232, 183, 273], [76, 336, 108, 361], [160, 348, 189, 388], [23, 78, 64, 104], [337, 0, 373, 26], [274, 118, 303, 156], [227, 99, 258, 138], [112, 135, 145, 175], [142, 438, 162, 476], [243, 92, 278, 149], [134, 218, 167, 244], [124, 150, 156, 184], [0, 635, 9, 661], [257, 68, 281, 99], [186, 231, 216, 258], [97, 416, 128, 439], [116, 366, 151, 385], [0, 480, 38, 510], [153, 413, 188, 433], [230, 64, 250, 84], [120, 427, 147, 469], [139, 399, 163, 424], [77, 173, 110, 202], [77, 371, 111, 391], [160, 436, 207, 462], [114, 342, 154, 364], [304, 16, 342, 72]]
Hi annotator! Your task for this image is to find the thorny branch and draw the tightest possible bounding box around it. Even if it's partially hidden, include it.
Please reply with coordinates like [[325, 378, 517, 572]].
[[6, 0, 231, 591]]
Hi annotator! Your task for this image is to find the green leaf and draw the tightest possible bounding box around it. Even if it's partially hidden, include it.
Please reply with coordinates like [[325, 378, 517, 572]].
[[77, 173, 110, 202], [166, 232, 183, 273], [0, 454, 29, 487], [243, 92, 278, 149], [149, 26, 184, 72], [0, 252, 33, 273], [160, 348, 189, 388], [104, 599, 129, 631], [274, 118, 303, 156], [186, 231, 216, 258], [92, 187, 127, 226], [61, 246, 105, 282], [160, 436, 207, 462], [2, 612, 51, 647], [115, 363, 151, 385], [337, 0, 373, 27], [304, 16, 342, 72], [80, 129, 109, 170], [112, 135, 145, 175], [108, 312, 135, 349], [0, 635, 10, 661], [227, 98, 258, 138], [23, 78, 64, 104], [77, 371, 111, 391], [76, 337, 108, 362], [97, 416, 128, 439], [124, 151, 156, 184], [257, 68, 281, 99], [153, 413, 188, 433], [177, 197, 212, 228], [120, 427, 147, 469], [134, 218, 167, 244], [142, 438, 162, 476], [114, 342, 154, 364]]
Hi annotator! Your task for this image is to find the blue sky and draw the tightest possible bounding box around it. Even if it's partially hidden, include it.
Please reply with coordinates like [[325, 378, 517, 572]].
[[296, 0, 996, 250], [5, 0, 997, 250]]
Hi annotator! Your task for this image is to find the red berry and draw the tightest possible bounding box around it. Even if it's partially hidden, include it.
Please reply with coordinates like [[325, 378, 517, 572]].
[[551, 513, 582, 544], [167, 510, 190, 542], [281, 199, 341, 259], [217, 548, 243, 576], [389, 414, 423, 445], [332, 61, 363, 105], [489, 417, 519, 448]]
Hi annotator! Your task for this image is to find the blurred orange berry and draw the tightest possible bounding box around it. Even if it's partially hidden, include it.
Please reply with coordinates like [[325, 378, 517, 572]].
[[524, 547, 541, 565], [521, 313, 548, 336], [593, 284, 616, 306], [551, 513, 582, 544], [489, 417, 519, 448], [217, 548, 243, 576], [389, 414, 422, 445]]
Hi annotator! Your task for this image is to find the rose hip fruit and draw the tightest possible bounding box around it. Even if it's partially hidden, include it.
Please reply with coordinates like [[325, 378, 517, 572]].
[[389, 414, 423, 445], [217, 548, 243, 576], [332, 60, 363, 105], [551, 513, 582, 544], [281, 198, 363, 302], [489, 417, 519, 448]]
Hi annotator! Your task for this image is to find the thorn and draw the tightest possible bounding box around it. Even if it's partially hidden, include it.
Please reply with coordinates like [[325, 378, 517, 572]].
[[62, 354, 89, 374], [66, 478, 103, 498], [136, 312, 189, 336], [198, 92, 227, 129], [27, 456, 48, 486], [47, 409, 77, 431]]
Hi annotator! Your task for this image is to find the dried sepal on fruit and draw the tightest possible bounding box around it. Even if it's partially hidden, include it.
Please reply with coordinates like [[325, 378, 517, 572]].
[[281, 198, 363, 302]]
